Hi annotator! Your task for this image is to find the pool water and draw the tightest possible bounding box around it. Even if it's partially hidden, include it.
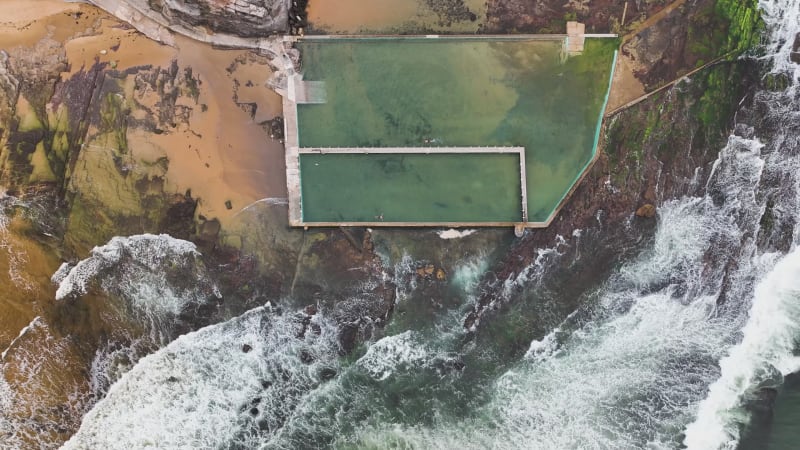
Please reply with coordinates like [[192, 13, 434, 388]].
[[297, 37, 617, 223], [299, 152, 523, 223]]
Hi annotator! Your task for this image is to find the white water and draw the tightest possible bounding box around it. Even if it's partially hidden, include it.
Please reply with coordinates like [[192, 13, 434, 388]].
[[54, 233, 200, 303], [759, 0, 800, 81], [0, 316, 40, 362], [683, 0, 800, 446], [347, 190, 761, 448], [61, 307, 341, 449], [52, 234, 220, 343], [1, 318, 88, 450], [0, 195, 34, 291], [685, 249, 800, 449], [357, 331, 431, 381], [437, 229, 477, 239]]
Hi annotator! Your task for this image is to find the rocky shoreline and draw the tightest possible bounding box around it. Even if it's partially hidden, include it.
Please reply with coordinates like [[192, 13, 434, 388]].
[[0, 0, 766, 342], [0, 1, 769, 443]]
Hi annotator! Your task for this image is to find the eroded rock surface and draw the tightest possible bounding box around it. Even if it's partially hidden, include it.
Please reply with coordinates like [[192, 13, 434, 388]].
[[144, 0, 288, 36], [485, 0, 669, 33]]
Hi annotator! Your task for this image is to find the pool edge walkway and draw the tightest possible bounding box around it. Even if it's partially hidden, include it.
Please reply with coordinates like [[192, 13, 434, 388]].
[[283, 93, 303, 227]]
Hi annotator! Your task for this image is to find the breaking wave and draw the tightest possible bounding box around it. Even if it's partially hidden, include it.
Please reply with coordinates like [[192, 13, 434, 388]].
[[61, 307, 340, 449], [52, 234, 220, 343]]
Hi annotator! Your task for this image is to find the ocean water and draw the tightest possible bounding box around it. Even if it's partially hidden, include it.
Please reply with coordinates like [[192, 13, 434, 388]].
[[0, 233, 220, 449]]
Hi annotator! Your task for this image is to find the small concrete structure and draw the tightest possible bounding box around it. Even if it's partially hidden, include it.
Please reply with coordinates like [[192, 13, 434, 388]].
[[282, 96, 303, 226], [290, 74, 327, 104], [566, 21, 586, 54]]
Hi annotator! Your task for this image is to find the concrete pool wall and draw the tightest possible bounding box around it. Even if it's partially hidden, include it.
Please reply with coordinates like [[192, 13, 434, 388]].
[[283, 32, 618, 230]]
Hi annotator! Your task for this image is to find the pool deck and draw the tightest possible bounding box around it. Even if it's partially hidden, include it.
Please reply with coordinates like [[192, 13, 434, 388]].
[[283, 95, 302, 226]]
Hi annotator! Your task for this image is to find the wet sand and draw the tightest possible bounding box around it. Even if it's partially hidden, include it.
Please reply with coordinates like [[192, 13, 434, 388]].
[[130, 34, 286, 226], [0, 0, 92, 49], [0, 215, 60, 349], [307, 0, 487, 34], [62, 18, 175, 76], [0, 0, 286, 329]]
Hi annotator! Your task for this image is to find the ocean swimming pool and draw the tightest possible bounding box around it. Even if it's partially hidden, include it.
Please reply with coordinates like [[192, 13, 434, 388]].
[[293, 36, 617, 225]]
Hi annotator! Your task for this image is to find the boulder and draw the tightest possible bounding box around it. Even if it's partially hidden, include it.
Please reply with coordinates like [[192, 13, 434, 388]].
[[635, 204, 657, 218]]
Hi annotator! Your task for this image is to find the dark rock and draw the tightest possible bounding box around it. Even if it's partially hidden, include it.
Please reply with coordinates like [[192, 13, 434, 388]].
[[299, 349, 313, 364], [242, 343, 252, 353], [145, 0, 289, 37], [319, 367, 337, 380], [249, 407, 259, 417], [362, 230, 374, 252], [791, 33, 800, 64], [423, 0, 475, 26], [338, 323, 359, 355], [262, 116, 284, 140]]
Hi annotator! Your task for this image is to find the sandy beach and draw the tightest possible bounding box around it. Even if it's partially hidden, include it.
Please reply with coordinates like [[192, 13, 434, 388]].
[[2, 0, 286, 229]]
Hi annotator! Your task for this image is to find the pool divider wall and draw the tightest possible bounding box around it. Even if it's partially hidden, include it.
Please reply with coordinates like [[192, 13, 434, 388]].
[[296, 34, 570, 41]]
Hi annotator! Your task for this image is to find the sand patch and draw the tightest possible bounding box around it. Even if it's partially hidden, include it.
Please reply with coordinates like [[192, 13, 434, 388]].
[[0, 2, 102, 49], [156, 35, 286, 226], [63, 18, 174, 77], [606, 52, 646, 113]]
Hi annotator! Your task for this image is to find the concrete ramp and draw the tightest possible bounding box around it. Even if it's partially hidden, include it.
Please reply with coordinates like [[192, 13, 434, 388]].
[[291, 75, 327, 104]]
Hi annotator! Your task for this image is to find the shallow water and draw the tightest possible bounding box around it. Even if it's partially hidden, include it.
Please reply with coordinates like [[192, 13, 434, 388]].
[[299, 152, 523, 222]]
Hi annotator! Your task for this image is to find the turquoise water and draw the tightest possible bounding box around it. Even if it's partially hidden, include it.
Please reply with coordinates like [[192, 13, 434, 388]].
[[299, 153, 523, 222], [738, 375, 800, 450], [296, 38, 617, 223]]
